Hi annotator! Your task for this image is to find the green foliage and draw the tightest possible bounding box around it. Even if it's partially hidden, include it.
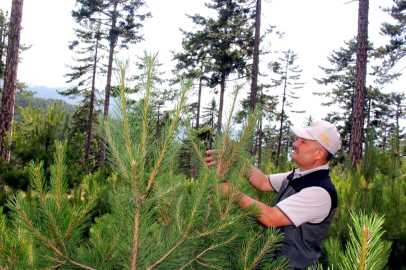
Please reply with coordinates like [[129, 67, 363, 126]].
[[323, 132, 406, 269], [0, 9, 9, 80], [5, 141, 105, 269], [51, 53, 285, 269], [16, 100, 68, 165], [313, 37, 405, 159], [178, 126, 213, 179], [201, 97, 218, 130], [375, 1, 406, 82], [325, 211, 391, 270], [1, 100, 86, 192], [0, 207, 33, 269], [64, 20, 106, 96], [183, 0, 258, 129]]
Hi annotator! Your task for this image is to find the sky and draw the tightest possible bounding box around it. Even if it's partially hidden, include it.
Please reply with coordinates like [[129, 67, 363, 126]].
[[1, 0, 405, 127]]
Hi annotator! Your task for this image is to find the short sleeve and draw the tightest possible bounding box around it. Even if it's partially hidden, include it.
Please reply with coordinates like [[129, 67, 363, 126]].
[[268, 172, 291, 192], [275, 187, 331, 227]]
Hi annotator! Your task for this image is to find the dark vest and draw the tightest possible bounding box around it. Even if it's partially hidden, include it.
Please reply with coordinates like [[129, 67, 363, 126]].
[[273, 169, 337, 270]]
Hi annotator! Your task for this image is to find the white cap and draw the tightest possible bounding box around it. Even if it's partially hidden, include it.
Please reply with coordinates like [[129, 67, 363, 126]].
[[291, 120, 341, 154]]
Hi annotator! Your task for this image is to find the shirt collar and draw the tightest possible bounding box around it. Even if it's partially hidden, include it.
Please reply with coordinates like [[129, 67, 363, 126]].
[[293, 164, 329, 179]]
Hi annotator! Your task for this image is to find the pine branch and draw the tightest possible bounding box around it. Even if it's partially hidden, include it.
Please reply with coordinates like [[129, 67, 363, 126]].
[[130, 160, 138, 196], [16, 207, 96, 270], [143, 79, 190, 197], [148, 173, 210, 269], [178, 235, 238, 270], [223, 161, 250, 218], [131, 202, 141, 270], [141, 55, 154, 154], [54, 143, 65, 215], [146, 234, 187, 270], [248, 233, 277, 270], [196, 260, 222, 269], [117, 59, 133, 158], [198, 213, 250, 238], [30, 161, 68, 256], [99, 210, 125, 267], [71, 187, 102, 231], [183, 123, 206, 164], [337, 211, 390, 270], [223, 84, 242, 139], [103, 120, 130, 179], [244, 234, 256, 268], [217, 112, 256, 177], [63, 213, 76, 239]]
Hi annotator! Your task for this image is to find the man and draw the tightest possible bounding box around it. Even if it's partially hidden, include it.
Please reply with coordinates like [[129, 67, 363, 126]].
[[205, 120, 341, 269]]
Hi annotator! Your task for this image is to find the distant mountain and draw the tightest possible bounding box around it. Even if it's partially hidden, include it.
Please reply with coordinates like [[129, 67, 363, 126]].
[[26, 85, 82, 105]]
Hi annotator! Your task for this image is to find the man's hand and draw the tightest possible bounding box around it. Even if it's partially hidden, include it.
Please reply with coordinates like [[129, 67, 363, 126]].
[[205, 149, 227, 180], [218, 181, 232, 197], [205, 149, 217, 168]]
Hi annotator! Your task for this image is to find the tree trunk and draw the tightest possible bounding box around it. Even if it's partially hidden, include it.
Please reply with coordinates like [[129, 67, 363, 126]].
[[395, 101, 400, 162], [0, 14, 7, 78], [366, 96, 371, 129], [0, 0, 23, 189], [350, 0, 369, 167], [99, 1, 118, 164], [85, 30, 100, 167], [217, 72, 226, 132], [249, 0, 261, 111], [196, 66, 203, 130], [258, 115, 263, 165], [276, 64, 288, 167], [156, 105, 161, 138]]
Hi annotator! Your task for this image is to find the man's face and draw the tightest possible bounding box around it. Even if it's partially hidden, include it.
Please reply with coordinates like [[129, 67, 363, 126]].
[[291, 138, 321, 170]]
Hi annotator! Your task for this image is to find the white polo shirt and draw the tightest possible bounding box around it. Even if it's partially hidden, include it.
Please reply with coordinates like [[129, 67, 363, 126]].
[[268, 165, 332, 227]]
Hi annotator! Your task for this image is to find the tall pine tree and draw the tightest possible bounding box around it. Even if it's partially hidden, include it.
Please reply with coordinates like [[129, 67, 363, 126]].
[[0, 0, 24, 190], [172, 29, 210, 130], [270, 50, 305, 165], [249, 0, 261, 111], [186, 0, 254, 131], [63, 19, 105, 167], [72, 0, 151, 163], [350, 0, 369, 167], [0, 10, 9, 81]]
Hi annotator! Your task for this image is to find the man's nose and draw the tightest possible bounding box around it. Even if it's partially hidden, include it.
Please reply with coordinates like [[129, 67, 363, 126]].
[[292, 140, 299, 147]]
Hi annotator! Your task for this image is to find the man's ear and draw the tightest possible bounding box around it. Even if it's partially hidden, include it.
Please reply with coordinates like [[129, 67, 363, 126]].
[[316, 146, 327, 161]]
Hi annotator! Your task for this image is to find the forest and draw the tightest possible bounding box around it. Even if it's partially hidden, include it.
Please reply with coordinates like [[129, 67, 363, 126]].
[[0, 0, 405, 269]]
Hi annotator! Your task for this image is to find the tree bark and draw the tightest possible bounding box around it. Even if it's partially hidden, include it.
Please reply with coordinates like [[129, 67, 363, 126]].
[[99, 1, 118, 164], [196, 66, 203, 130], [276, 64, 288, 167], [0, 0, 23, 176], [350, 0, 369, 167], [217, 72, 226, 132], [0, 13, 8, 78], [85, 29, 100, 166], [258, 115, 263, 165], [249, 0, 261, 111]]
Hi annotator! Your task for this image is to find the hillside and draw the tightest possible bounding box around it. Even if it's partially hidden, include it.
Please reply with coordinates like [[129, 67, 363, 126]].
[[12, 90, 77, 122], [26, 85, 82, 105]]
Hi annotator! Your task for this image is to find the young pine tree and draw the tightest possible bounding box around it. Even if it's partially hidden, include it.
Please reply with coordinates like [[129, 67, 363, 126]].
[[2, 53, 291, 270], [84, 53, 288, 269]]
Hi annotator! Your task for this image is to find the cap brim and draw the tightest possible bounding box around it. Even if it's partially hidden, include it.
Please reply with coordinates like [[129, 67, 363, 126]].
[[291, 127, 315, 140]]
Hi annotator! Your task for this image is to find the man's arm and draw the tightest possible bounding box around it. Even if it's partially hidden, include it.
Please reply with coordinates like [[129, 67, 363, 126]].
[[248, 166, 276, 192], [238, 193, 292, 227], [220, 182, 291, 227], [204, 150, 275, 192]]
